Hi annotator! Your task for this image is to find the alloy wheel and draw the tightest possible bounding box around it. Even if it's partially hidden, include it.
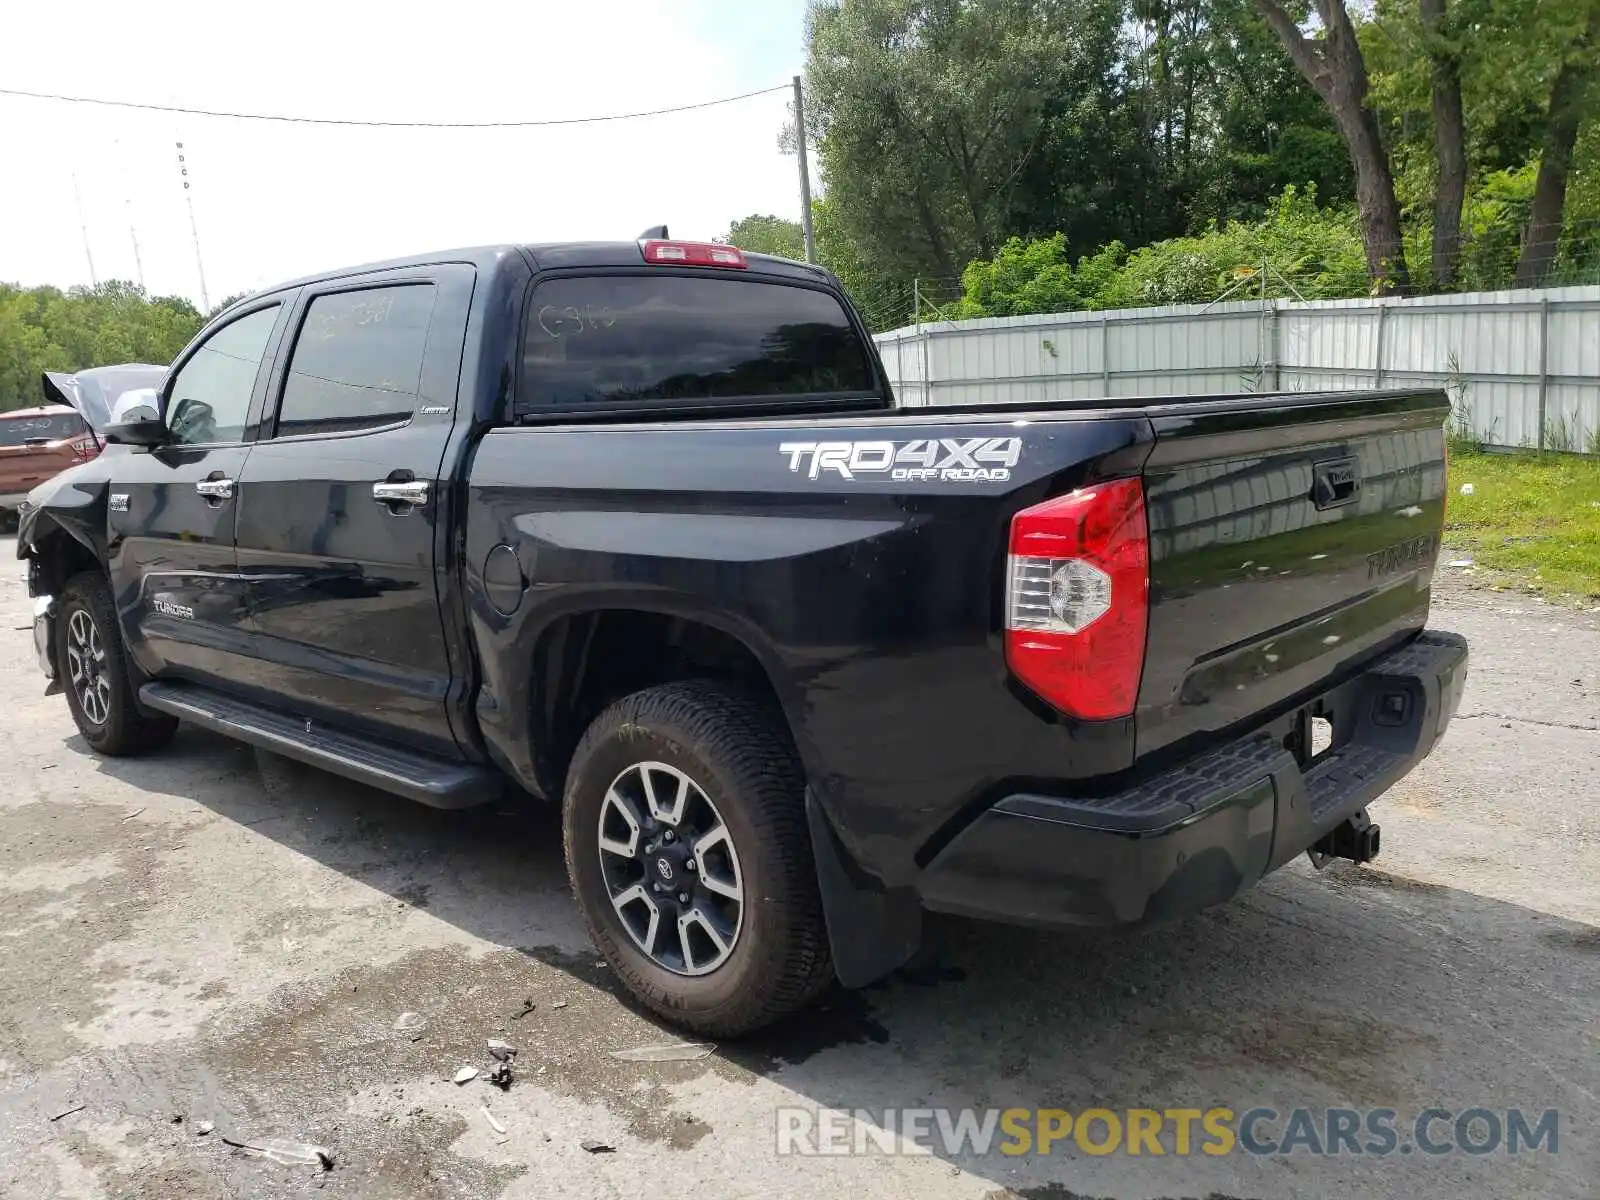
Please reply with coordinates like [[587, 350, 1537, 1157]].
[[596, 760, 745, 976], [65, 607, 112, 727]]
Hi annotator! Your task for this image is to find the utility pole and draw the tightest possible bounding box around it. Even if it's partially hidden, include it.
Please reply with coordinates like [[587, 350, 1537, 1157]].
[[71, 174, 98, 287], [792, 75, 816, 264], [124, 197, 146, 291], [175, 141, 211, 312], [114, 138, 146, 290]]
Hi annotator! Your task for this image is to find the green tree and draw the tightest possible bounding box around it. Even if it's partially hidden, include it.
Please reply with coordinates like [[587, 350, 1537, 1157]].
[[210, 292, 253, 317], [1254, 1, 1411, 292], [0, 281, 203, 411], [951, 185, 1366, 314], [1361, 0, 1600, 288], [807, 0, 1118, 280], [718, 215, 807, 260], [1515, 0, 1600, 283]]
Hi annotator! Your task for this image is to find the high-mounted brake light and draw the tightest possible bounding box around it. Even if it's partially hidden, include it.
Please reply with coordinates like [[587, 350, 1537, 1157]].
[[1004, 478, 1149, 721], [640, 239, 748, 269]]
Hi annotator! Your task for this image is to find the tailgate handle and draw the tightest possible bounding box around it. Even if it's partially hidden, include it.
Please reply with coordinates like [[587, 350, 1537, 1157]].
[[1312, 457, 1360, 509]]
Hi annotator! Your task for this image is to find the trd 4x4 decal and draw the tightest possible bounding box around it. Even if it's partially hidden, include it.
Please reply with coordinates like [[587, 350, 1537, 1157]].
[[778, 437, 1021, 483]]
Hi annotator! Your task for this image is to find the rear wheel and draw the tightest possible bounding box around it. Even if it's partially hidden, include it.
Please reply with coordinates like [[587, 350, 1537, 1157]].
[[57, 571, 177, 756], [563, 681, 833, 1035]]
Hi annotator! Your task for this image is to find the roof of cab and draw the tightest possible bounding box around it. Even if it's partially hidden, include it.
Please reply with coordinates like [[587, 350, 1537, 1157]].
[[228, 241, 833, 313]]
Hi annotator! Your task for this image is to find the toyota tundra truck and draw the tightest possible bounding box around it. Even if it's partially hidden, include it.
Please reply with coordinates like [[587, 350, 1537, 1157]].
[[17, 236, 1467, 1034]]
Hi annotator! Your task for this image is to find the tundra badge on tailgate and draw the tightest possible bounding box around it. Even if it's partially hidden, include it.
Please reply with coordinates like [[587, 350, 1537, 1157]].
[[779, 437, 1021, 483]]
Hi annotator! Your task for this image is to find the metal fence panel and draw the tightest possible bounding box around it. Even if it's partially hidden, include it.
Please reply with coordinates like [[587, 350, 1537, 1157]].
[[874, 285, 1600, 451]]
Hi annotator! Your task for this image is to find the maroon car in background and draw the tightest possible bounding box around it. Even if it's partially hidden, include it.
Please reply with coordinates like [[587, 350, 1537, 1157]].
[[0, 365, 166, 529]]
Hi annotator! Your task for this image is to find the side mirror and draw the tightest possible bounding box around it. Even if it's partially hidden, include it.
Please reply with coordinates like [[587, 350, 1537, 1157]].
[[103, 405, 167, 448]]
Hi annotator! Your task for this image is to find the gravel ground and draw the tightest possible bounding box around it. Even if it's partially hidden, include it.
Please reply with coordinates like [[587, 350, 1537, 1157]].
[[0, 545, 1594, 1200]]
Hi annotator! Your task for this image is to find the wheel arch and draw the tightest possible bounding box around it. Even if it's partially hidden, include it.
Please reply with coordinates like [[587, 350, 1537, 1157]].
[[522, 603, 799, 802], [27, 514, 105, 596]]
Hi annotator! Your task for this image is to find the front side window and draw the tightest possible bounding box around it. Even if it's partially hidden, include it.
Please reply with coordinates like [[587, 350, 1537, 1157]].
[[276, 284, 437, 437], [518, 275, 877, 414], [166, 305, 280, 445]]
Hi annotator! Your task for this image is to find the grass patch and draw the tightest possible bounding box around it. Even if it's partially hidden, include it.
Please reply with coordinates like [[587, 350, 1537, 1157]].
[[1446, 449, 1600, 602]]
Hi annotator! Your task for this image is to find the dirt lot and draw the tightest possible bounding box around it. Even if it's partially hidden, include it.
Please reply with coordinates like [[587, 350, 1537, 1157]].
[[0, 543, 1595, 1200]]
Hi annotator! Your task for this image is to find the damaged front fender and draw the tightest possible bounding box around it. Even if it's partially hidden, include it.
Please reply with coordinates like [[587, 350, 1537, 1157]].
[[16, 458, 112, 581], [17, 464, 114, 700], [32, 595, 62, 696]]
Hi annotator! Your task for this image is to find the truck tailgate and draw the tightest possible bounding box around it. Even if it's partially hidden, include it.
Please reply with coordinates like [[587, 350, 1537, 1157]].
[[1135, 389, 1450, 759]]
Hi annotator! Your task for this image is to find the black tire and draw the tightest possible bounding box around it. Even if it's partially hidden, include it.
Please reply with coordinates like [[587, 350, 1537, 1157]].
[[57, 570, 177, 756], [563, 681, 834, 1035]]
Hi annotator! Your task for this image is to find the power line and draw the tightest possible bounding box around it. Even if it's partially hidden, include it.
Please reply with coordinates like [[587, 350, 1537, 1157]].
[[0, 83, 790, 129]]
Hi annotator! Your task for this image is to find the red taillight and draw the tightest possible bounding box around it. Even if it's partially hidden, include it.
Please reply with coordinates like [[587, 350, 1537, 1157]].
[[1004, 477, 1149, 721], [640, 239, 748, 269], [68, 433, 101, 462]]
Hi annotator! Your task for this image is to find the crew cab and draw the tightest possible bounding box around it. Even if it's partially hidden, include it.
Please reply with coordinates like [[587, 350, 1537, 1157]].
[[18, 237, 1468, 1034]]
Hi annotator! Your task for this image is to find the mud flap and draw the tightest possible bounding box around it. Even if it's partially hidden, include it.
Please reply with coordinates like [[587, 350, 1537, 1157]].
[[805, 789, 922, 988]]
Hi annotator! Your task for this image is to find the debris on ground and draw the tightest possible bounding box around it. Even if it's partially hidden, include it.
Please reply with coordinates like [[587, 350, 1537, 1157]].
[[1459, 482, 1475, 495], [486, 1038, 517, 1062], [222, 1136, 334, 1170], [391, 1011, 427, 1041], [550, 1000, 568, 1010], [487, 1062, 513, 1090], [196, 1121, 214, 1136], [610, 1041, 716, 1063], [121, 808, 145, 821], [1449, 558, 1475, 568], [480, 1106, 507, 1136], [453, 1065, 479, 1085], [511, 998, 535, 1020], [580, 1139, 616, 1154], [47, 1103, 85, 1122]]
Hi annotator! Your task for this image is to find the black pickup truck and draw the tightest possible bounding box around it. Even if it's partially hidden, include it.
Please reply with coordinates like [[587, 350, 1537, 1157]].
[[19, 236, 1467, 1034]]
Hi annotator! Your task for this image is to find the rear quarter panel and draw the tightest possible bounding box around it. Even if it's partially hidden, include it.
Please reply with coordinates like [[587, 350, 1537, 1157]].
[[464, 414, 1149, 885]]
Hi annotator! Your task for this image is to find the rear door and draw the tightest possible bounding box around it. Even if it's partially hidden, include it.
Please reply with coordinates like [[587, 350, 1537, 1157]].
[[230, 265, 475, 757], [109, 299, 292, 685], [1135, 389, 1450, 758]]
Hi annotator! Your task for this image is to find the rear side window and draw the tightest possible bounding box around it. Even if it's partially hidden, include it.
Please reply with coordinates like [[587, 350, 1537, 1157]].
[[518, 275, 876, 415], [276, 284, 437, 437], [0, 411, 88, 445]]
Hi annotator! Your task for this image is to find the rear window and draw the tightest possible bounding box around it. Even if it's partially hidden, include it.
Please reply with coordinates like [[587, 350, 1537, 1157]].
[[518, 275, 877, 415], [0, 411, 87, 446]]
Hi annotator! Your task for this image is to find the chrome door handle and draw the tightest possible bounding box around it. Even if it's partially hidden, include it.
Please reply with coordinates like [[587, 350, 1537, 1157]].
[[372, 480, 430, 507], [195, 478, 234, 500]]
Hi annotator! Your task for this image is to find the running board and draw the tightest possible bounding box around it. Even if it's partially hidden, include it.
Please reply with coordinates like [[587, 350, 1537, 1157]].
[[139, 681, 500, 809]]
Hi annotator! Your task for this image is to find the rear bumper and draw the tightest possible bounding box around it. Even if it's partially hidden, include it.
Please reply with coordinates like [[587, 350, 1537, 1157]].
[[919, 630, 1468, 927]]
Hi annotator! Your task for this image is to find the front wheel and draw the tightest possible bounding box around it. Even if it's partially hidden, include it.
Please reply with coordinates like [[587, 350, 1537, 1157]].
[[57, 571, 177, 756], [563, 681, 833, 1035]]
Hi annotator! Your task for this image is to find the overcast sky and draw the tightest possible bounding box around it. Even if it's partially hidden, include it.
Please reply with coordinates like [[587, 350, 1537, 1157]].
[[1, 0, 813, 307]]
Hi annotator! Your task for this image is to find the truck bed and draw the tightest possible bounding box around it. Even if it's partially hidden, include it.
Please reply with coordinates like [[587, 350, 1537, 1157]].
[[465, 385, 1451, 888]]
